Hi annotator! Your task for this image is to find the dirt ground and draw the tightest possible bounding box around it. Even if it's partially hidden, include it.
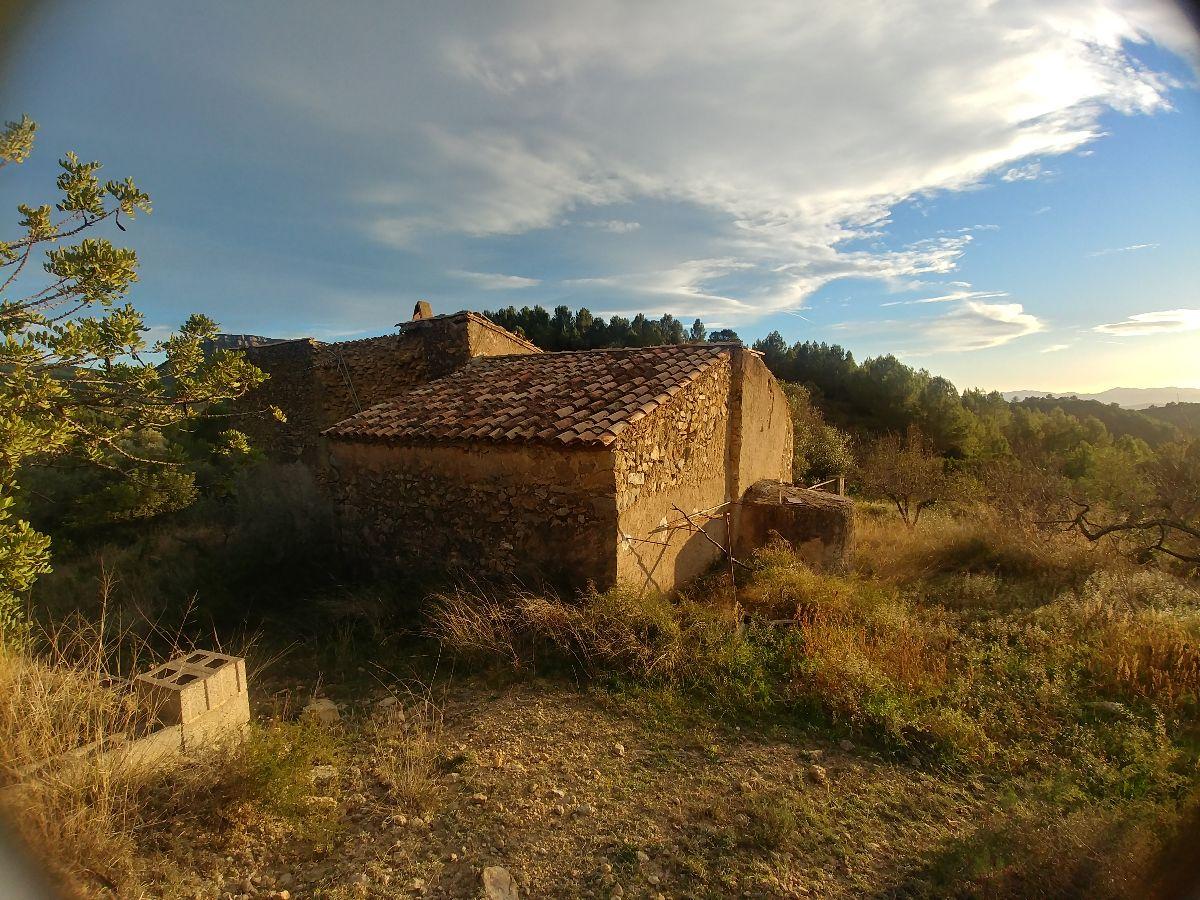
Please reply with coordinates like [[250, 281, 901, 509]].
[[144, 676, 1009, 900]]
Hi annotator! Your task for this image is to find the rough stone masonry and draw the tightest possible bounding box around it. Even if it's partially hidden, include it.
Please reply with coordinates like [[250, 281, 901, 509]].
[[229, 304, 852, 594]]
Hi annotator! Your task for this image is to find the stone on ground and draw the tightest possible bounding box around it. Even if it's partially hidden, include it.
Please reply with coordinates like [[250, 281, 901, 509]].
[[303, 698, 340, 724], [482, 865, 519, 900]]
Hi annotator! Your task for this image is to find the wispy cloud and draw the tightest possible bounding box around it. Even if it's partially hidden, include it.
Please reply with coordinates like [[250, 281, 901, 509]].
[[881, 288, 1008, 308], [166, 0, 1198, 332], [1087, 242, 1158, 257], [450, 269, 541, 290], [1041, 343, 1072, 353], [921, 301, 1045, 352], [1094, 308, 1200, 337]]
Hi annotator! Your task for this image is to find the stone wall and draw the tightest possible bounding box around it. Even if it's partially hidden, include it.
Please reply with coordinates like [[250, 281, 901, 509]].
[[237, 339, 323, 462], [326, 441, 618, 591], [733, 480, 853, 569], [238, 314, 538, 462], [613, 359, 734, 592]]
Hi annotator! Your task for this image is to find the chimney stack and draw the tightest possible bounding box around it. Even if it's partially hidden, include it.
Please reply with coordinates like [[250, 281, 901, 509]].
[[412, 300, 434, 321]]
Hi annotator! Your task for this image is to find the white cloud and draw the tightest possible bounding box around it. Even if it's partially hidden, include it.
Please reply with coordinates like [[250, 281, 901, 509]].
[[233, 0, 1194, 321], [566, 257, 756, 319], [921, 301, 1046, 351], [833, 298, 1045, 354], [1087, 242, 1159, 256], [1001, 161, 1049, 181], [581, 219, 641, 233], [1041, 343, 1072, 352], [450, 269, 541, 290], [1094, 308, 1200, 336]]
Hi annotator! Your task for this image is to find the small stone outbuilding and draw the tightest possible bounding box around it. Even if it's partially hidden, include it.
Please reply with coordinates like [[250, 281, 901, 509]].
[[235, 307, 539, 462], [323, 343, 794, 593]]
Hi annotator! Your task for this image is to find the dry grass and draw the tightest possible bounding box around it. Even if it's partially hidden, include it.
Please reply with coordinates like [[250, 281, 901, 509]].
[[1066, 570, 1200, 713], [0, 618, 149, 896], [363, 699, 444, 814], [427, 584, 694, 679], [852, 504, 1101, 590]]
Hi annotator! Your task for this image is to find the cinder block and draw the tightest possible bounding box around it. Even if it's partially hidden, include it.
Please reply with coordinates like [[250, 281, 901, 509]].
[[181, 689, 251, 751], [135, 650, 249, 727], [178, 650, 246, 710], [135, 662, 210, 725]]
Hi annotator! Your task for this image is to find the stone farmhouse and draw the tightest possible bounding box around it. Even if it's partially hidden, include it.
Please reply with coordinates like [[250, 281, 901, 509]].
[[234, 303, 850, 593]]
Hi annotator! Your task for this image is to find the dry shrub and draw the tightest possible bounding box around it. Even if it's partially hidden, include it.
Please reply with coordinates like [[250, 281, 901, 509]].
[[424, 587, 529, 669], [364, 699, 443, 814], [545, 587, 687, 678], [427, 584, 690, 679], [744, 545, 951, 695], [1070, 571, 1200, 712], [919, 799, 1186, 899], [741, 542, 867, 622]]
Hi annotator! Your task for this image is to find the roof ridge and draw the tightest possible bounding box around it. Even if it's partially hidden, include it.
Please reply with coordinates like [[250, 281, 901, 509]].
[[464, 342, 732, 359]]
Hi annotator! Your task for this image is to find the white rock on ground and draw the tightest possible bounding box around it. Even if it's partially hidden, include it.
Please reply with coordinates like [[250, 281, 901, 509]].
[[303, 698, 340, 724], [482, 865, 519, 900]]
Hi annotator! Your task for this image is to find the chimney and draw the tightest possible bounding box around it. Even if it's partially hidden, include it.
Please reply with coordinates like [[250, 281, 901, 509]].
[[412, 300, 434, 321]]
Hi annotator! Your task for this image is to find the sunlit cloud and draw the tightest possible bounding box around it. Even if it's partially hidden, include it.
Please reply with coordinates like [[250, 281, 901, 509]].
[[832, 298, 1044, 354], [1094, 308, 1200, 336], [232, 0, 1193, 322], [921, 300, 1046, 351], [1041, 343, 1072, 353]]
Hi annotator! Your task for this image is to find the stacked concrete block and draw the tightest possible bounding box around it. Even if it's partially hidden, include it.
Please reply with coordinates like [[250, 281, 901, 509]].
[[134, 650, 250, 752]]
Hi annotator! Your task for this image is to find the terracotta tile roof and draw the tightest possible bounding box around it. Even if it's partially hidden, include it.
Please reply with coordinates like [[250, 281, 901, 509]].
[[323, 344, 733, 447]]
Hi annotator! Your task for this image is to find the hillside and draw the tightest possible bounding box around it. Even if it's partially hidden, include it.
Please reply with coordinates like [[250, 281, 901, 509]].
[[1003, 387, 1200, 408], [1010, 396, 1183, 447], [1142, 402, 1200, 438]]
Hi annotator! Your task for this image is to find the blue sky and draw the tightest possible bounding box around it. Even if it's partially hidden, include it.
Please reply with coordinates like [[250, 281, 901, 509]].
[[1, 0, 1198, 392]]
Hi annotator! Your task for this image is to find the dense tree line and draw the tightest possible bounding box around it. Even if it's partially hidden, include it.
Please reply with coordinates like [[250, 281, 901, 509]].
[[484, 305, 715, 350], [751, 330, 1195, 456]]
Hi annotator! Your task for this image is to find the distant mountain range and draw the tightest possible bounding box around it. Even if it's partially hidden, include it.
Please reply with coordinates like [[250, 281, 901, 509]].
[[1002, 387, 1200, 409]]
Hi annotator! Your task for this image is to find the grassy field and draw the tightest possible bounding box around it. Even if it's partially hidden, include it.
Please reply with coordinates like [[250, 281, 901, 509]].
[[2, 504, 1198, 898]]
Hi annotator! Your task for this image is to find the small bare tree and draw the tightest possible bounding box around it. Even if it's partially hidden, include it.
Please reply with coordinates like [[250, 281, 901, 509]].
[[1061, 439, 1200, 566], [858, 426, 951, 528]]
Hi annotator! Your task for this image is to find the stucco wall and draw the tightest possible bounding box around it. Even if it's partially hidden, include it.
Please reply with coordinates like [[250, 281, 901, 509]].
[[326, 441, 619, 590], [613, 359, 734, 592], [729, 350, 794, 539], [466, 316, 541, 358]]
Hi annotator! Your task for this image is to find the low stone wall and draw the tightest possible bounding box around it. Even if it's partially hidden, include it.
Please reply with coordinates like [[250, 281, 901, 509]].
[[733, 480, 853, 569], [326, 441, 618, 591]]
